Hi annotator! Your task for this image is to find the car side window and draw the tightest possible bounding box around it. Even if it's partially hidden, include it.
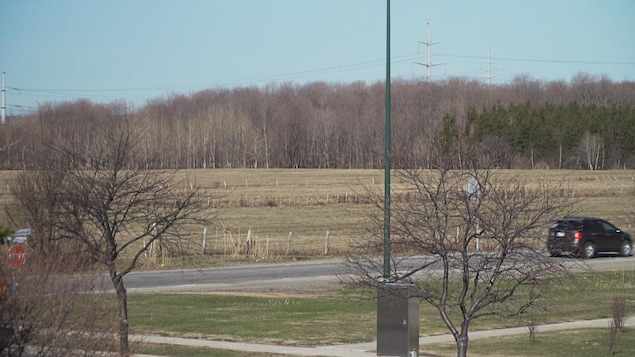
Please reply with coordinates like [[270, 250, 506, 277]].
[[600, 221, 617, 233], [585, 220, 600, 232]]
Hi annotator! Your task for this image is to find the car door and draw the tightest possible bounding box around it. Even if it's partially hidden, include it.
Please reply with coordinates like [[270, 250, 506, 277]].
[[586, 219, 611, 252], [598, 220, 622, 251]]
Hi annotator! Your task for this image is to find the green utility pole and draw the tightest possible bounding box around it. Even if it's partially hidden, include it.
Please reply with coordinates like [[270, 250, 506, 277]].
[[377, 6, 421, 356], [383, 0, 391, 281]]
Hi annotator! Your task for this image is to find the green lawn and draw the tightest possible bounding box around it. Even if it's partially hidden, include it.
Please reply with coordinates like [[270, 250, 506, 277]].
[[424, 328, 635, 357], [126, 270, 635, 348], [128, 292, 376, 346]]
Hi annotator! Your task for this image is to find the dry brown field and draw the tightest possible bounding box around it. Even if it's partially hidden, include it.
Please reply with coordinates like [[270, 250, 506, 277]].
[[171, 168, 635, 260], [2, 169, 634, 263]]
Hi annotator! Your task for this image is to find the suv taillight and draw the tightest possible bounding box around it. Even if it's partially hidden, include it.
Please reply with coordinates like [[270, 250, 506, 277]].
[[574, 231, 583, 240]]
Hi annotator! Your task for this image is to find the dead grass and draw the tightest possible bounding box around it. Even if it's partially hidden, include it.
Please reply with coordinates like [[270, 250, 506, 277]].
[[2, 169, 634, 264]]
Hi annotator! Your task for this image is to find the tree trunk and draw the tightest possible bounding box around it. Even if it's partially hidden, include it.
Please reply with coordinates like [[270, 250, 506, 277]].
[[455, 330, 469, 357], [112, 274, 130, 357]]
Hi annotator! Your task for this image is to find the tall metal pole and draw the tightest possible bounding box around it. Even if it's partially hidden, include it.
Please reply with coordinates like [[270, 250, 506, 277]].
[[426, 21, 432, 81], [378, 7, 421, 355], [416, 21, 443, 82], [485, 47, 496, 85], [383, 0, 391, 280], [1, 70, 6, 125]]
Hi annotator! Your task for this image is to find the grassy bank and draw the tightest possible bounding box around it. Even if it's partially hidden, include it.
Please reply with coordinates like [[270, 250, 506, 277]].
[[126, 270, 635, 347], [425, 328, 635, 357]]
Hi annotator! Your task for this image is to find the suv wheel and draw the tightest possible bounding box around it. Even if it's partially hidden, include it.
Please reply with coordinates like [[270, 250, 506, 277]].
[[581, 242, 596, 259], [619, 241, 632, 257]]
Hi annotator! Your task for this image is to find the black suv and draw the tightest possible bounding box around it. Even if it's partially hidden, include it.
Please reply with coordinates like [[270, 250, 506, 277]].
[[547, 217, 632, 259]]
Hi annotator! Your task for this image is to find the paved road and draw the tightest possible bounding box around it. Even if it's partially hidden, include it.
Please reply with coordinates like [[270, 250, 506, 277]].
[[98, 254, 635, 293], [99, 259, 349, 293]]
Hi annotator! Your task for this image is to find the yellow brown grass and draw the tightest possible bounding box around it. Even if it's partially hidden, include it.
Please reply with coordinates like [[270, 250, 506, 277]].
[[2, 169, 634, 264]]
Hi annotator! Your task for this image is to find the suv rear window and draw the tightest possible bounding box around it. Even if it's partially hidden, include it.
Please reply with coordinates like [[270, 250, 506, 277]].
[[558, 220, 583, 230]]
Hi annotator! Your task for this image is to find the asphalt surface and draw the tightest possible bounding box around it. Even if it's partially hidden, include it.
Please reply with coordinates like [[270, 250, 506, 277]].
[[98, 259, 349, 293], [99, 253, 635, 293]]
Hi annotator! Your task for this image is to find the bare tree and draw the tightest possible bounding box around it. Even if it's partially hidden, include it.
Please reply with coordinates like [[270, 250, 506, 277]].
[[1, 251, 116, 356], [347, 167, 574, 357], [12, 118, 205, 356], [578, 131, 604, 170]]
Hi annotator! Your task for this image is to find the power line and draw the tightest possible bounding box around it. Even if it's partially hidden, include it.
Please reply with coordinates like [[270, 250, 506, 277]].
[[15, 52, 629, 97], [6, 53, 422, 96], [5, 51, 634, 112], [439, 53, 635, 66]]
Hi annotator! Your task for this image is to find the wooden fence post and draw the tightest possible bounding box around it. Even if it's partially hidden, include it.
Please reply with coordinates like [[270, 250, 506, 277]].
[[246, 229, 252, 255], [202, 227, 207, 254], [286, 231, 292, 256]]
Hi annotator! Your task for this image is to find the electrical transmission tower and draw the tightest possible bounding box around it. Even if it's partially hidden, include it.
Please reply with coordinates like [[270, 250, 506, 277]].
[[482, 47, 496, 85], [416, 21, 443, 82], [1, 70, 5, 124]]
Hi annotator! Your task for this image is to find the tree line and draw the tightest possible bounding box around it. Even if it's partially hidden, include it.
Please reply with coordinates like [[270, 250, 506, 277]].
[[1, 73, 634, 170]]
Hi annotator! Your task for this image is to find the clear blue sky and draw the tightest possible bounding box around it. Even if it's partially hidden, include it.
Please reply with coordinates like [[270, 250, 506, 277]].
[[2, 0, 634, 115]]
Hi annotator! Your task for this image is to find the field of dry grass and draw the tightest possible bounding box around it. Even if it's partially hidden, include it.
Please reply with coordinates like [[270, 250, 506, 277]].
[[2, 169, 634, 264], [173, 169, 635, 260]]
